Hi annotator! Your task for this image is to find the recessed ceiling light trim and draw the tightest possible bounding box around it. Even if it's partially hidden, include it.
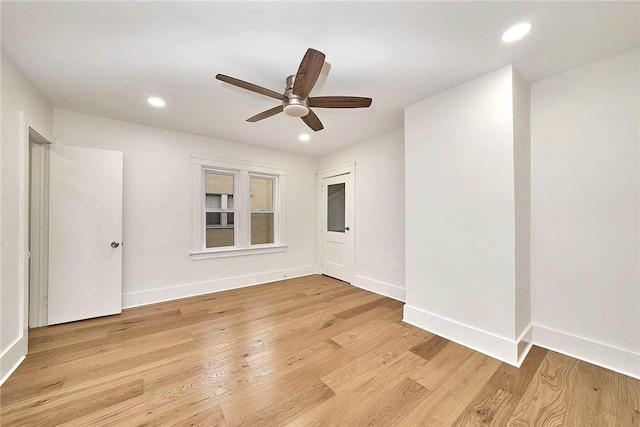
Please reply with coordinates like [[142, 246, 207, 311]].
[[147, 96, 166, 107], [299, 133, 311, 142], [501, 22, 532, 42]]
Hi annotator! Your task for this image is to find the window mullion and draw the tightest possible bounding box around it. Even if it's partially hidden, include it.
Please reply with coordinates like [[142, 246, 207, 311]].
[[240, 170, 250, 249]]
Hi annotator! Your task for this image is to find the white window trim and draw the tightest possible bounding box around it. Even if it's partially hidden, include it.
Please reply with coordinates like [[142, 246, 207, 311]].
[[191, 155, 286, 260]]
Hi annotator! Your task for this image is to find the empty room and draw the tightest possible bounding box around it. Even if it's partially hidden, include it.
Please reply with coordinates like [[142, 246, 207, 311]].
[[1, 1, 639, 425]]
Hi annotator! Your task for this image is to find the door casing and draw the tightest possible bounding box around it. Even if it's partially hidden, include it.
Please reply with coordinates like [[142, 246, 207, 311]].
[[28, 129, 51, 328]]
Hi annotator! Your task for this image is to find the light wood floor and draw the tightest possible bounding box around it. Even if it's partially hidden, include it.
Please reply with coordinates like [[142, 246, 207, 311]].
[[1, 275, 638, 426]]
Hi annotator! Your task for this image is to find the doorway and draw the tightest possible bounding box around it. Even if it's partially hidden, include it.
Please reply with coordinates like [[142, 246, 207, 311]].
[[317, 164, 354, 283], [28, 128, 51, 328]]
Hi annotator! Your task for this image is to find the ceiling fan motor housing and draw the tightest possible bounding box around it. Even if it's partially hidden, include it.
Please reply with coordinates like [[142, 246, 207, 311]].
[[283, 75, 310, 117]]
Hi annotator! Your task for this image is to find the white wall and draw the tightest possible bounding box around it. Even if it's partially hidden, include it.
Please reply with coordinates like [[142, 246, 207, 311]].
[[404, 65, 530, 365], [317, 129, 405, 301], [513, 68, 532, 340], [1, 51, 53, 383], [53, 109, 317, 307], [531, 48, 639, 378]]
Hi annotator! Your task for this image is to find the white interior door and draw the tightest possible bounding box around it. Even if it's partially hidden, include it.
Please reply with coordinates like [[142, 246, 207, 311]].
[[48, 145, 123, 325], [320, 173, 353, 282]]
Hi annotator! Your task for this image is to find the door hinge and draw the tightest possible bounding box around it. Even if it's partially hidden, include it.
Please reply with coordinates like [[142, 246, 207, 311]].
[[27, 250, 31, 259], [320, 258, 323, 266], [43, 297, 48, 307]]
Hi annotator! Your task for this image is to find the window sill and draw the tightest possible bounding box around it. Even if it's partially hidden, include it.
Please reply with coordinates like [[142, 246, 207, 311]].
[[190, 244, 287, 260]]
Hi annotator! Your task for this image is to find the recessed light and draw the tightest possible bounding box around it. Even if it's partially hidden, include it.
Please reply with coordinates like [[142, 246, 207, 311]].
[[147, 97, 166, 107], [501, 22, 532, 42], [299, 133, 311, 142]]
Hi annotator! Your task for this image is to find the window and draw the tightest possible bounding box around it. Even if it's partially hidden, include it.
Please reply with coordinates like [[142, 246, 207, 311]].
[[191, 155, 286, 259], [204, 172, 236, 248], [250, 176, 274, 245]]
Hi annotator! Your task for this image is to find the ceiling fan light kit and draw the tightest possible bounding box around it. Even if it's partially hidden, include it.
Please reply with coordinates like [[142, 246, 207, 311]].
[[283, 75, 310, 117], [216, 48, 372, 132]]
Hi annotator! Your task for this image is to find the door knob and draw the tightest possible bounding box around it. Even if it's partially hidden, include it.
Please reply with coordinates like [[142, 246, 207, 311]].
[[111, 241, 120, 248]]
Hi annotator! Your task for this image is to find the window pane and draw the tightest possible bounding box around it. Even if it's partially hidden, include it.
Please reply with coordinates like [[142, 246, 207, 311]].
[[251, 213, 274, 245], [206, 212, 221, 226], [206, 212, 234, 227], [206, 195, 221, 209], [206, 227, 234, 248], [206, 213, 234, 248], [327, 183, 345, 232], [251, 177, 273, 210], [205, 172, 234, 196]]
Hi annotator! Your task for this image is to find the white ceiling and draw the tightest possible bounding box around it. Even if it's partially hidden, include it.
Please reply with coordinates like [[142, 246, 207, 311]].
[[2, 1, 638, 157]]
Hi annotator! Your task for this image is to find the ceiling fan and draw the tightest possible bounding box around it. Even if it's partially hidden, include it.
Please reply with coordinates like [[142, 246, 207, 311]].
[[215, 48, 372, 132]]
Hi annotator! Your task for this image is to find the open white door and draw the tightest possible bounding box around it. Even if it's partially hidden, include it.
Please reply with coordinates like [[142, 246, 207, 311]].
[[48, 145, 123, 325], [320, 173, 353, 282]]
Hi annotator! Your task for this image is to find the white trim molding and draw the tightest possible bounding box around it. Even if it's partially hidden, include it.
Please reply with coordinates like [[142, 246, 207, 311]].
[[0, 335, 27, 387], [191, 245, 287, 260], [533, 325, 640, 380], [192, 154, 286, 176], [316, 162, 355, 179], [123, 264, 316, 309], [403, 305, 532, 367], [352, 275, 405, 302]]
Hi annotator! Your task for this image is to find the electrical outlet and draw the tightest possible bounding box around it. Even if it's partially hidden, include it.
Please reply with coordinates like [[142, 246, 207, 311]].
[[290, 258, 296, 266]]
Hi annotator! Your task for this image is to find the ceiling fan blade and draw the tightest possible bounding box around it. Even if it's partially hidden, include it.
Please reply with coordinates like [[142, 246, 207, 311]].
[[247, 105, 284, 122], [301, 109, 324, 131], [292, 48, 326, 98], [308, 96, 372, 109], [216, 74, 284, 100]]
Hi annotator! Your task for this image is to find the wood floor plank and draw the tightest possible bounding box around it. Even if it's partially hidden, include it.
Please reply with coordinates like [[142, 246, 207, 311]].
[[325, 349, 429, 399], [246, 339, 342, 374], [562, 361, 619, 426], [409, 340, 476, 390], [488, 345, 547, 397], [616, 404, 640, 427], [408, 334, 449, 361], [159, 402, 228, 427], [242, 306, 394, 372], [330, 308, 400, 347], [334, 296, 394, 319], [398, 352, 502, 425], [619, 372, 640, 412], [0, 375, 67, 408], [343, 377, 428, 426], [507, 351, 580, 427], [221, 376, 335, 427], [1, 275, 633, 426], [321, 323, 430, 393], [2, 379, 143, 426], [451, 383, 518, 426]]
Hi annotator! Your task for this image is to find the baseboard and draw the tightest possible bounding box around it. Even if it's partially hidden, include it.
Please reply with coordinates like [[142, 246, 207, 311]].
[[0, 335, 27, 386], [351, 275, 405, 302], [403, 305, 530, 367], [533, 325, 640, 380], [122, 264, 317, 309], [516, 324, 534, 366]]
